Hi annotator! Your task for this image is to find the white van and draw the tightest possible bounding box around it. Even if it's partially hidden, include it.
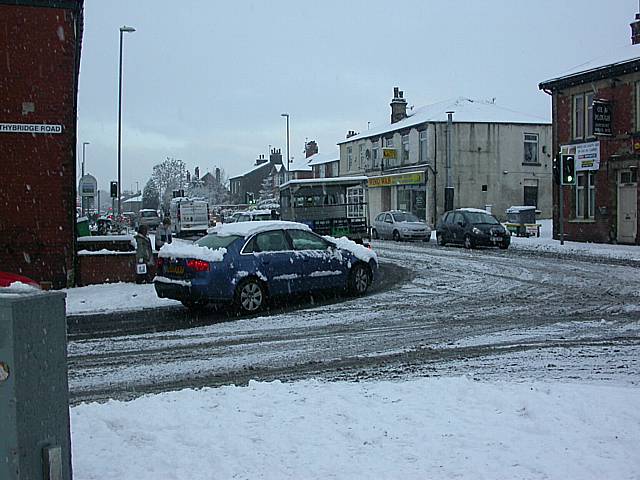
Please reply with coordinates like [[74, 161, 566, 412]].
[[170, 198, 209, 237]]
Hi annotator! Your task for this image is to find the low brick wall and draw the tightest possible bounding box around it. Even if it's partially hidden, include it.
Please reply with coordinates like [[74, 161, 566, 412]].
[[77, 252, 157, 286]]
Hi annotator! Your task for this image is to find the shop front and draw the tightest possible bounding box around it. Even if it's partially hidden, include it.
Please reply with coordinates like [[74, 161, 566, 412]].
[[367, 171, 428, 223]]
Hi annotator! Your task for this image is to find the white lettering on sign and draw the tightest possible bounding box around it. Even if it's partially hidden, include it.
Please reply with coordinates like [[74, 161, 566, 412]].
[[0, 123, 63, 134]]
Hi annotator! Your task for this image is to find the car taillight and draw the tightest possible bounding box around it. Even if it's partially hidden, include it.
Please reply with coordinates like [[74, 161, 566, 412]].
[[187, 259, 209, 272]]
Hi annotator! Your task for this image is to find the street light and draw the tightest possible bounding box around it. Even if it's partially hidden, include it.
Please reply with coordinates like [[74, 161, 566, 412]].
[[281, 113, 290, 178], [117, 24, 136, 216], [81, 141, 90, 177]]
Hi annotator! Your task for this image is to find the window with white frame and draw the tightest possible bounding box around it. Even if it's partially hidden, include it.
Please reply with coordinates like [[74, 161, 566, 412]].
[[401, 134, 409, 163], [346, 185, 364, 218], [359, 144, 365, 170], [573, 93, 595, 139], [523, 133, 539, 164], [372, 140, 380, 168], [575, 171, 596, 220], [419, 130, 428, 163], [384, 137, 395, 166], [347, 146, 353, 171]]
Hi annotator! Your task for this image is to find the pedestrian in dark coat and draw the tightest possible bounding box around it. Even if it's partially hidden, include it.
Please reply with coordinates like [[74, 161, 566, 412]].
[[134, 224, 154, 284]]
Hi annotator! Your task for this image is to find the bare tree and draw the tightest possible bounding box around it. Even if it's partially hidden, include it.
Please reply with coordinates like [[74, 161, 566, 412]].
[[151, 157, 186, 212]]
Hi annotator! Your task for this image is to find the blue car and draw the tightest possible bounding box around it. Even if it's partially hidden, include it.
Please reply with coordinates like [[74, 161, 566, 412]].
[[154, 221, 378, 313]]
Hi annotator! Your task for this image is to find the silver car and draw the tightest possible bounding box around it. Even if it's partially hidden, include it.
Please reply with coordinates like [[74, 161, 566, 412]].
[[371, 210, 431, 241]]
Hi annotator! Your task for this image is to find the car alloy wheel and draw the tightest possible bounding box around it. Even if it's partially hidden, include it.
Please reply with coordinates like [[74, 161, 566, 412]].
[[464, 234, 474, 249], [348, 264, 370, 295], [236, 279, 265, 313], [392, 230, 401, 242]]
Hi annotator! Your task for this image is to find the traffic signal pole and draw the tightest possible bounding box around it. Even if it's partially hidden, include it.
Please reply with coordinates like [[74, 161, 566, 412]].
[[559, 184, 564, 246]]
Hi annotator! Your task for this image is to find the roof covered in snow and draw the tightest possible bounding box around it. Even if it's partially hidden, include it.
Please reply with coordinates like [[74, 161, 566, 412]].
[[288, 157, 312, 172], [540, 43, 640, 88], [306, 152, 340, 166], [338, 98, 550, 144]]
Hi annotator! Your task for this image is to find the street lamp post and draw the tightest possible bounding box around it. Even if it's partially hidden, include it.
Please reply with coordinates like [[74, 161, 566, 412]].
[[281, 113, 290, 179], [81, 141, 90, 216], [117, 25, 135, 216]]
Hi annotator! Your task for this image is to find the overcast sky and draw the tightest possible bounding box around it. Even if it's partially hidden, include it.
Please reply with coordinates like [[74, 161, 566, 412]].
[[77, 0, 637, 192]]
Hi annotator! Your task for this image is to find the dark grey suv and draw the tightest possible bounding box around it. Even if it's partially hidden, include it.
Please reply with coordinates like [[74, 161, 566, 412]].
[[436, 208, 510, 249]]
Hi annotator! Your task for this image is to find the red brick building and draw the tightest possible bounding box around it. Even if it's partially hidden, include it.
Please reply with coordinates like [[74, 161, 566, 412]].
[[0, 0, 84, 288], [539, 13, 640, 244]]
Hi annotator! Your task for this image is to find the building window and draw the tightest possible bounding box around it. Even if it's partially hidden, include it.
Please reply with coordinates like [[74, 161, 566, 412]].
[[318, 164, 326, 178], [575, 171, 596, 219], [372, 140, 379, 169], [385, 137, 394, 148], [419, 130, 428, 163], [573, 93, 595, 139], [573, 94, 584, 139], [523, 133, 539, 164], [346, 185, 364, 218], [347, 146, 353, 171], [359, 144, 365, 170], [401, 134, 409, 163]]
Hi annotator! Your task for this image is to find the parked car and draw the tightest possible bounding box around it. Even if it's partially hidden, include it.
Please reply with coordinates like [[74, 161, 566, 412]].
[[371, 210, 431, 241], [436, 208, 510, 249], [154, 221, 378, 313], [0, 271, 40, 288], [137, 209, 161, 230]]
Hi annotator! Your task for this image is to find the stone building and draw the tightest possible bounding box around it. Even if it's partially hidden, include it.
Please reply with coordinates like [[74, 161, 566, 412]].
[[338, 88, 552, 225]]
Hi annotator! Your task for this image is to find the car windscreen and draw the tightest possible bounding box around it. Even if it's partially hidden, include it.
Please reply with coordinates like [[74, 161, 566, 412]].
[[465, 212, 500, 225], [196, 234, 242, 249], [392, 212, 421, 222]]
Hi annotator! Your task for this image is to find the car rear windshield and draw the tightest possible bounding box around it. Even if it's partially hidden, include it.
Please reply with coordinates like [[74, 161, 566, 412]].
[[196, 234, 242, 249], [465, 212, 500, 225], [140, 211, 157, 217], [393, 212, 420, 222]]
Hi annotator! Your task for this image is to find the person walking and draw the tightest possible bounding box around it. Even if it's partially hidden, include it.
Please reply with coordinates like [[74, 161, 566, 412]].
[[155, 217, 173, 251], [134, 224, 154, 284]]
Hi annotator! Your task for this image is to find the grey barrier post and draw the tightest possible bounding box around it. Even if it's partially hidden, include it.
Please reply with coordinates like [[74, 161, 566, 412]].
[[0, 290, 72, 480]]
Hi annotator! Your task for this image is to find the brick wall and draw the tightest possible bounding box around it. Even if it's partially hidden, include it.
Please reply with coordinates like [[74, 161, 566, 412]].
[[0, 2, 83, 288], [552, 73, 639, 244], [77, 253, 158, 286]]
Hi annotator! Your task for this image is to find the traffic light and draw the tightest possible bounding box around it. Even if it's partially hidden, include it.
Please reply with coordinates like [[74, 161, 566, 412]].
[[110, 181, 118, 198], [561, 154, 576, 185]]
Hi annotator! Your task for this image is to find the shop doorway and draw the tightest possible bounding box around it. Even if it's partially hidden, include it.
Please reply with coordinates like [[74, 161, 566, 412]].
[[382, 187, 391, 211], [617, 169, 637, 244]]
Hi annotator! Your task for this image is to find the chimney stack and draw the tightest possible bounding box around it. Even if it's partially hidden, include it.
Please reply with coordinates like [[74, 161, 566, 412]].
[[255, 154, 268, 166], [390, 86, 408, 124], [194, 166, 200, 179], [269, 148, 283, 165], [632, 13, 640, 44], [346, 130, 358, 139], [305, 140, 318, 158]]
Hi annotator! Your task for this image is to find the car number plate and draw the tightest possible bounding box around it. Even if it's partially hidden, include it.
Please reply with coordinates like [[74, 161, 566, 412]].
[[490, 236, 502, 242], [167, 265, 185, 275]]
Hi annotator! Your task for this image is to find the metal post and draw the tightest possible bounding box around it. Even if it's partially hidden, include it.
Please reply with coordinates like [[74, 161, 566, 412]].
[[444, 111, 454, 211], [559, 184, 564, 245], [117, 25, 135, 217], [281, 113, 290, 180], [81, 141, 89, 216]]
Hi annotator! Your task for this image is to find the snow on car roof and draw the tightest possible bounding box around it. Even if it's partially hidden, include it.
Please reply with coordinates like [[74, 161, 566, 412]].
[[211, 220, 311, 237], [458, 208, 491, 214]]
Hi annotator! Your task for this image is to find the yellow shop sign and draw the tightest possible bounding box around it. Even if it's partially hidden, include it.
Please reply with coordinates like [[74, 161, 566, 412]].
[[368, 172, 425, 188]]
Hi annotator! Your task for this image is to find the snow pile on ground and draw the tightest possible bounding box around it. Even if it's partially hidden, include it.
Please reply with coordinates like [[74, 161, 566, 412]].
[[509, 219, 640, 260], [71, 377, 640, 480], [63, 283, 179, 315]]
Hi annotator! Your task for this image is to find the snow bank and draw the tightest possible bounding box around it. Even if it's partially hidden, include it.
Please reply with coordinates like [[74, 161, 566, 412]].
[[0, 281, 41, 293], [70, 377, 640, 480], [158, 242, 227, 262]]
